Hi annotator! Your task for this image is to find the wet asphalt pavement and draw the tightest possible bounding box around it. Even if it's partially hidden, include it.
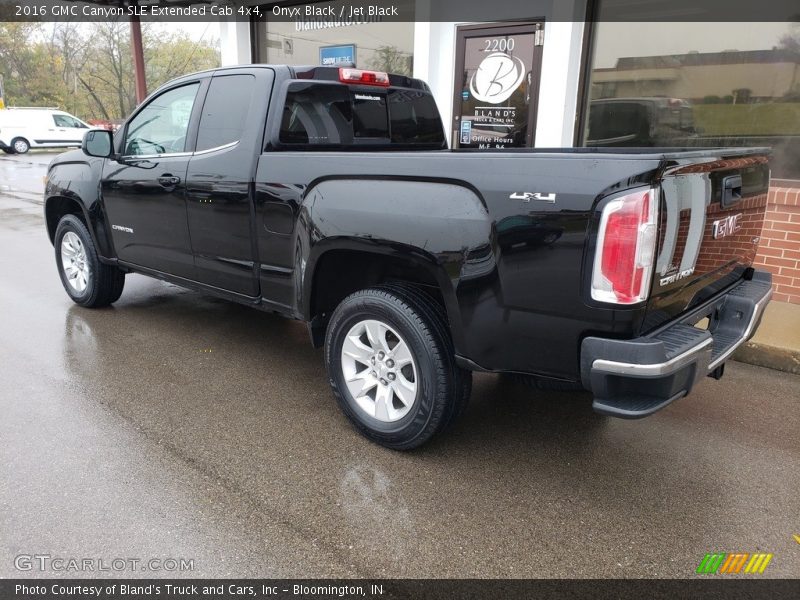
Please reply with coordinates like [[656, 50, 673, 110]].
[[1, 151, 799, 579]]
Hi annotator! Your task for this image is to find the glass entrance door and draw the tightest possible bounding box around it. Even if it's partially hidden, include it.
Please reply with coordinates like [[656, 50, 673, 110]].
[[452, 23, 544, 149]]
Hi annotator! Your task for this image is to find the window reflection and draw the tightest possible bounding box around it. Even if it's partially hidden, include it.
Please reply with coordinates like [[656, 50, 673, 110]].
[[254, 2, 414, 76], [583, 21, 800, 179]]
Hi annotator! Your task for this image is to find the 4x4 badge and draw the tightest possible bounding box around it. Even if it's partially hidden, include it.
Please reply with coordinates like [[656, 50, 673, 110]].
[[510, 192, 556, 203]]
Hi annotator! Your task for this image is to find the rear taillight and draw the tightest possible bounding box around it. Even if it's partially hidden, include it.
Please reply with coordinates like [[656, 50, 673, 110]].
[[339, 68, 390, 87], [591, 187, 658, 304]]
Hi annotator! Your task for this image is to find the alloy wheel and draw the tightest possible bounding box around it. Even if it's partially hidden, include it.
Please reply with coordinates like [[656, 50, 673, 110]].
[[340, 319, 418, 422], [61, 231, 91, 293]]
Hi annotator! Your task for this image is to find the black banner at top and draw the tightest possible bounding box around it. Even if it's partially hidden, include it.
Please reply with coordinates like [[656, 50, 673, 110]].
[[0, 0, 799, 23]]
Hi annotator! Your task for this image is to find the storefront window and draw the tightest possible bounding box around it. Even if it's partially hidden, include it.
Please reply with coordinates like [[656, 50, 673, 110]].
[[255, 1, 414, 76], [581, 21, 800, 179]]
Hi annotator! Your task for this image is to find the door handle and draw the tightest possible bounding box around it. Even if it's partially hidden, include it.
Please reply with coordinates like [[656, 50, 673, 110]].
[[721, 174, 742, 208], [157, 174, 181, 187]]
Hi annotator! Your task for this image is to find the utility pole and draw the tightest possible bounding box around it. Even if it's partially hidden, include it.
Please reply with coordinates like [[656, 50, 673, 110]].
[[130, 13, 147, 105]]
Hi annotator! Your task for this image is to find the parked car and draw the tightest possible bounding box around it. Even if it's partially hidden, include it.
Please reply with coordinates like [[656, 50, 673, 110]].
[[43, 65, 772, 449], [0, 107, 90, 154], [586, 97, 698, 147]]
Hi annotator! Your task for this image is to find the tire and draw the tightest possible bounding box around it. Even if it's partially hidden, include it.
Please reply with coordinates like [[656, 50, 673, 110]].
[[54, 214, 125, 308], [11, 137, 30, 154], [379, 282, 472, 431], [1, 147, 15, 155], [325, 285, 469, 450]]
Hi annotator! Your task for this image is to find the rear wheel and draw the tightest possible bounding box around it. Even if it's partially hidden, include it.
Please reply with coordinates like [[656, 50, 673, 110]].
[[55, 214, 125, 308], [325, 285, 471, 450], [379, 282, 471, 430], [11, 137, 30, 154]]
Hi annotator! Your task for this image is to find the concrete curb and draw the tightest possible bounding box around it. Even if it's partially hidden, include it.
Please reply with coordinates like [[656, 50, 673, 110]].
[[734, 343, 800, 375], [731, 300, 800, 375]]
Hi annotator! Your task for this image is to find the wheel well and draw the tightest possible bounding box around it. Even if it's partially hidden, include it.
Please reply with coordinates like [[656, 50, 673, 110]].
[[309, 250, 445, 341], [45, 197, 86, 244]]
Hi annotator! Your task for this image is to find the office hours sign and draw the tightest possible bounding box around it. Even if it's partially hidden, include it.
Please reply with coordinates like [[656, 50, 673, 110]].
[[453, 23, 544, 149]]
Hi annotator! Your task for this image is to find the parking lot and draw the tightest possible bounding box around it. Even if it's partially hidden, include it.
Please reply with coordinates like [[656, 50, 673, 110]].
[[1, 151, 799, 579]]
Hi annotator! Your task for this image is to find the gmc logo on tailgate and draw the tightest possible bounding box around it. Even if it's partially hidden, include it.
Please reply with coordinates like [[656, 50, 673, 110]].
[[711, 213, 742, 240]]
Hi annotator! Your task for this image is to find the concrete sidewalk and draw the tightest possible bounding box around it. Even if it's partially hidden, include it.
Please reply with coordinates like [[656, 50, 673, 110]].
[[734, 300, 800, 374]]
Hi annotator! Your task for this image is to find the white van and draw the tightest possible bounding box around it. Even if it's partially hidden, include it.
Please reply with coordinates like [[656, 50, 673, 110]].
[[0, 108, 91, 154]]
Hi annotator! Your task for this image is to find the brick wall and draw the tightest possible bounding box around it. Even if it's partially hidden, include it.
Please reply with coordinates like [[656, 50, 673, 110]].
[[753, 186, 800, 304], [653, 193, 768, 283], [695, 194, 767, 275]]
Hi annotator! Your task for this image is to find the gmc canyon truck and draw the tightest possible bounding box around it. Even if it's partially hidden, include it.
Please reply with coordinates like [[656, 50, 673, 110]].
[[44, 65, 773, 449]]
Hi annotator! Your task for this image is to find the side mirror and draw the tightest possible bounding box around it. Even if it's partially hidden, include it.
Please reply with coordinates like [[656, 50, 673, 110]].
[[82, 129, 113, 158]]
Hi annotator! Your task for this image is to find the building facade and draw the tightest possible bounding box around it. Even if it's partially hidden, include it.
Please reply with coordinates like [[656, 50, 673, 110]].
[[217, 0, 800, 303]]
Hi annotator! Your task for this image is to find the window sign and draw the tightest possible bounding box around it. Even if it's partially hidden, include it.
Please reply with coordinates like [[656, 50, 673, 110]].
[[320, 44, 357, 66], [460, 120, 472, 145]]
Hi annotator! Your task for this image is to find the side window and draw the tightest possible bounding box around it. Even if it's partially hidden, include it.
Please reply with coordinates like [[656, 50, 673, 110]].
[[196, 75, 255, 151], [53, 114, 72, 127], [61, 115, 86, 128], [124, 83, 200, 156]]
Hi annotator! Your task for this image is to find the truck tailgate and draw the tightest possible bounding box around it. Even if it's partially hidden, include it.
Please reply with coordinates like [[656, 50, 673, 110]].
[[644, 149, 771, 331]]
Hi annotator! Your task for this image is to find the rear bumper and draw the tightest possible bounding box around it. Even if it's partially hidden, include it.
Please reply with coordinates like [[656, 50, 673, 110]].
[[580, 271, 772, 418]]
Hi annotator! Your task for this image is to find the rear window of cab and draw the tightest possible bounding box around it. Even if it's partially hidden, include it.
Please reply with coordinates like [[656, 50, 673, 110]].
[[278, 82, 446, 149]]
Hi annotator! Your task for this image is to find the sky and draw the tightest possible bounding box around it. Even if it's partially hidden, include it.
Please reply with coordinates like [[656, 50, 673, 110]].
[[163, 21, 220, 41], [41, 21, 220, 48], [593, 22, 796, 68]]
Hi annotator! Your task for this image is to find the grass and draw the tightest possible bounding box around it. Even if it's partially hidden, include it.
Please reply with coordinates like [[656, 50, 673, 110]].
[[692, 103, 800, 136]]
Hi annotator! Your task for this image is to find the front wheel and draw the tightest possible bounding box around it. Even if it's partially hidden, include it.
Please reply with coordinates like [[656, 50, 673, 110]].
[[325, 285, 470, 450], [54, 214, 125, 308], [11, 137, 30, 154]]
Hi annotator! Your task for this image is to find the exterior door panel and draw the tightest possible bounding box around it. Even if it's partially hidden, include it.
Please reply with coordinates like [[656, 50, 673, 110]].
[[102, 155, 194, 278], [102, 81, 204, 280], [185, 69, 273, 297]]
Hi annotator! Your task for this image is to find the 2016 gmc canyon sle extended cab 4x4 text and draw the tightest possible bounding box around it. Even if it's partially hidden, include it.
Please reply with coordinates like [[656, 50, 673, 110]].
[[44, 65, 772, 449]]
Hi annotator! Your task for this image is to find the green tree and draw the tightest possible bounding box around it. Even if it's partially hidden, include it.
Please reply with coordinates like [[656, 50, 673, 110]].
[[0, 22, 220, 120], [366, 45, 412, 76], [0, 23, 69, 107]]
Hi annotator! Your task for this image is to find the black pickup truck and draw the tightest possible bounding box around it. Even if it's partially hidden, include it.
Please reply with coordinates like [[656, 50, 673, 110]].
[[44, 65, 773, 449]]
